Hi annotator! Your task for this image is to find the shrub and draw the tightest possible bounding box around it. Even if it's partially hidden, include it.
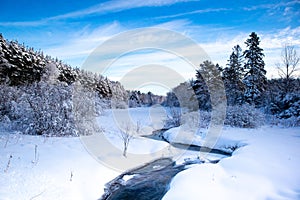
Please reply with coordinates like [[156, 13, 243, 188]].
[[267, 115, 300, 127], [163, 107, 182, 128], [0, 82, 106, 136], [181, 110, 211, 129], [225, 104, 265, 128]]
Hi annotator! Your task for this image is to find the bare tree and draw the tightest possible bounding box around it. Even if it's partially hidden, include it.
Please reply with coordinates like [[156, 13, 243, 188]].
[[277, 44, 300, 93], [118, 123, 134, 157]]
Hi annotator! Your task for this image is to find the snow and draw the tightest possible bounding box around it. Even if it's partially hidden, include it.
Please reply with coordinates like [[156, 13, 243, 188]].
[[97, 107, 168, 155], [163, 126, 245, 153], [0, 107, 168, 199], [0, 107, 300, 199], [122, 174, 136, 182], [163, 127, 300, 200], [0, 133, 118, 200]]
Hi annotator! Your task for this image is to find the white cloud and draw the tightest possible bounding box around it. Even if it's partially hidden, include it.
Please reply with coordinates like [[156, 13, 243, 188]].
[[243, 0, 300, 11], [44, 19, 198, 69], [0, 20, 47, 27], [52, 0, 196, 20], [43, 22, 124, 66], [155, 8, 231, 19]]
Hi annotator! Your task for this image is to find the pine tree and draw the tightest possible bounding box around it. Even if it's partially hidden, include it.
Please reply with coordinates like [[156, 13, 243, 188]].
[[243, 32, 267, 105], [194, 60, 224, 111], [223, 45, 244, 105]]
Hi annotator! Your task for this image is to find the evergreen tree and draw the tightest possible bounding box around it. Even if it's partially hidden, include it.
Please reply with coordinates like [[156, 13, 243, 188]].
[[223, 45, 244, 105], [243, 32, 267, 105], [194, 60, 224, 111]]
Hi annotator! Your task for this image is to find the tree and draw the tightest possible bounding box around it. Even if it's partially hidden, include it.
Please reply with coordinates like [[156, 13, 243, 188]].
[[118, 123, 134, 157], [165, 91, 180, 107], [223, 45, 244, 105], [243, 32, 267, 105], [193, 60, 224, 111], [276, 44, 300, 94], [172, 81, 198, 111]]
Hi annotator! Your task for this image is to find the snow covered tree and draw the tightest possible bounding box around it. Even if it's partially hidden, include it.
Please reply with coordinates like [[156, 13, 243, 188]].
[[243, 32, 267, 106], [42, 63, 60, 84], [72, 81, 105, 136], [276, 44, 299, 94], [193, 60, 224, 111], [223, 45, 244, 105], [165, 91, 180, 107], [128, 91, 141, 108], [171, 81, 198, 111]]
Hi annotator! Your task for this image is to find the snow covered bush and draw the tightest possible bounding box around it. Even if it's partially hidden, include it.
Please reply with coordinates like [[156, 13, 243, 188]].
[[267, 115, 300, 127], [181, 110, 211, 129], [225, 104, 265, 128], [163, 107, 182, 128], [277, 94, 300, 118], [0, 85, 17, 120], [18, 81, 77, 136], [0, 81, 107, 136], [73, 82, 103, 136]]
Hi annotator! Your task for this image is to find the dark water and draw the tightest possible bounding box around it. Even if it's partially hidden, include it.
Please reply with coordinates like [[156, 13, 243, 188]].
[[100, 158, 185, 200]]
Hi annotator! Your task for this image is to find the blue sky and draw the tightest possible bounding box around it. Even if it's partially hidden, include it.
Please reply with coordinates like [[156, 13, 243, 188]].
[[1, 0, 300, 94]]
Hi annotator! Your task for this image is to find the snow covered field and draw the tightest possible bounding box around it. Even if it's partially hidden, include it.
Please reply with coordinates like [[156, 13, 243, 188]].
[[0, 108, 300, 200], [0, 133, 118, 200]]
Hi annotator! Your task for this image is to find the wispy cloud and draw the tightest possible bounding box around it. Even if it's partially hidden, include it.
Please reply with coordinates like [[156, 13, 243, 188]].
[[155, 8, 230, 19], [243, 0, 300, 11], [0, 0, 195, 27], [43, 22, 124, 67], [43, 19, 192, 67], [0, 20, 47, 27], [51, 0, 196, 20], [43, 16, 300, 79]]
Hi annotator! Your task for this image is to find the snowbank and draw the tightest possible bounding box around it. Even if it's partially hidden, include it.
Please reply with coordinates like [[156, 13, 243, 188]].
[[163, 127, 300, 200]]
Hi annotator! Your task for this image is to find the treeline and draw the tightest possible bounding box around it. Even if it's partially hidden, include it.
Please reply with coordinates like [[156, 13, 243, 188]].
[[0, 33, 127, 99], [166, 32, 300, 123], [0, 34, 163, 136]]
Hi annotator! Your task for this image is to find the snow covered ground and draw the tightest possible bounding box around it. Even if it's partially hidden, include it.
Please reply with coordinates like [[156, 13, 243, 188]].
[[0, 108, 299, 200], [0, 133, 118, 200], [0, 107, 168, 200], [163, 127, 300, 200]]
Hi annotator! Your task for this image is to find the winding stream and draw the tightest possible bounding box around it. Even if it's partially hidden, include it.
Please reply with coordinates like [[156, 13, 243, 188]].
[[100, 128, 235, 200]]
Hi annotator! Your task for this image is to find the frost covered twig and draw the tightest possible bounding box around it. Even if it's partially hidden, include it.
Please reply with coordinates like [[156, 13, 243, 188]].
[[29, 190, 46, 200], [4, 134, 9, 148], [70, 170, 73, 182], [32, 145, 39, 164], [4, 155, 12, 173]]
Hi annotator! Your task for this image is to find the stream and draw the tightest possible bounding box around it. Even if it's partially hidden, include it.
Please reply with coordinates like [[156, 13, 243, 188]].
[[100, 128, 235, 200]]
